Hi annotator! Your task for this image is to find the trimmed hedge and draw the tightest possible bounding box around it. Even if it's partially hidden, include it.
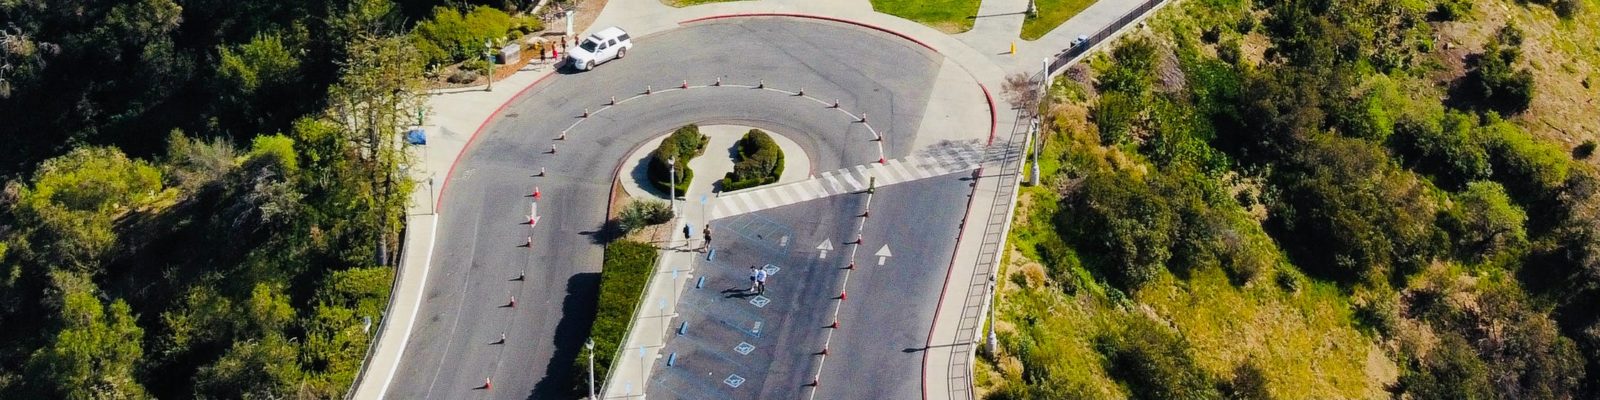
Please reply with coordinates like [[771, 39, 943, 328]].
[[647, 125, 707, 195], [577, 240, 659, 389], [719, 129, 785, 191], [411, 6, 543, 67]]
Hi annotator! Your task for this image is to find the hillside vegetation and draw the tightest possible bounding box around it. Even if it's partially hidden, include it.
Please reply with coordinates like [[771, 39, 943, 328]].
[[0, 0, 549, 397], [984, 0, 1600, 398]]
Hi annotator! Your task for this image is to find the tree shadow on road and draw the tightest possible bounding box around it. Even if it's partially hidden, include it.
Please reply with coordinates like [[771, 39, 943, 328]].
[[527, 272, 602, 399]]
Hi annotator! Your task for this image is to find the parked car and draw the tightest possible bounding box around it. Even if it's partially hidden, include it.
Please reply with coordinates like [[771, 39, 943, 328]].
[[569, 26, 633, 71], [1070, 34, 1090, 50]]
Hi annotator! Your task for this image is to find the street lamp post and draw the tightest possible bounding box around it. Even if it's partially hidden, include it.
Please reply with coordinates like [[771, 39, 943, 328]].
[[427, 177, 436, 215], [1029, 117, 1041, 186], [668, 157, 677, 217], [484, 40, 494, 92], [586, 339, 596, 399]]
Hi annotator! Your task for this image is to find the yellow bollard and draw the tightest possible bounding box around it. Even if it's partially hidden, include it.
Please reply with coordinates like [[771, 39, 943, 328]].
[[1010, 41, 1016, 54]]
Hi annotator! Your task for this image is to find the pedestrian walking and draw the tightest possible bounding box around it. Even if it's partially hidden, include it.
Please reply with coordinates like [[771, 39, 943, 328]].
[[701, 224, 712, 251], [748, 266, 760, 292], [536, 41, 545, 61], [755, 268, 768, 294], [682, 224, 693, 248]]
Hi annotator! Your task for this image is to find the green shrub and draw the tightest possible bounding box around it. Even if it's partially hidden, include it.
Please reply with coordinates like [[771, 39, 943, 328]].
[[1391, 110, 1490, 190], [647, 125, 707, 194], [1100, 317, 1221, 399], [578, 241, 659, 388], [410, 6, 518, 66], [720, 129, 785, 191], [1466, 26, 1535, 114], [1443, 182, 1528, 263], [1433, 0, 1471, 21], [616, 199, 673, 233], [1480, 116, 1570, 197]]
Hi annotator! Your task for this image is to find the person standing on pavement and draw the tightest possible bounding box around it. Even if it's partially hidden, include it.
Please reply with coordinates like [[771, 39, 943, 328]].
[[682, 224, 693, 249], [701, 224, 712, 252], [754, 268, 768, 294], [748, 266, 760, 292]]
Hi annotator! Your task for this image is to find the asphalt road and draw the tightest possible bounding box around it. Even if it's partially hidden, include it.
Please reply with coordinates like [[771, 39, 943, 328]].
[[389, 18, 945, 399], [648, 173, 970, 400]]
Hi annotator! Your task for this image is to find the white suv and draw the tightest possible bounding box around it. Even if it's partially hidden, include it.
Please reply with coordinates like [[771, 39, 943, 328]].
[[568, 27, 633, 71]]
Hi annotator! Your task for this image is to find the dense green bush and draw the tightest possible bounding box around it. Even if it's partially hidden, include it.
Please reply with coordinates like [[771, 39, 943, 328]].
[[1269, 135, 1443, 283], [720, 129, 785, 191], [1391, 110, 1491, 190], [1443, 182, 1528, 263], [1100, 317, 1221, 399], [616, 199, 673, 233], [647, 125, 708, 195], [411, 6, 540, 66], [1465, 25, 1535, 114], [577, 241, 658, 389], [1060, 170, 1175, 291]]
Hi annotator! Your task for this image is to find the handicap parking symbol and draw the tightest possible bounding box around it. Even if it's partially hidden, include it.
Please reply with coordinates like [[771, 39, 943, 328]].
[[749, 295, 770, 308], [734, 342, 755, 355], [724, 374, 746, 388]]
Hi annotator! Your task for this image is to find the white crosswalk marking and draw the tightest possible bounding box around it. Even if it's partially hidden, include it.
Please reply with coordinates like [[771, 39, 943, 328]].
[[840, 169, 864, 190], [822, 172, 845, 195], [705, 142, 986, 219], [772, 183, 796, 204], [886, 160, 916, 182]]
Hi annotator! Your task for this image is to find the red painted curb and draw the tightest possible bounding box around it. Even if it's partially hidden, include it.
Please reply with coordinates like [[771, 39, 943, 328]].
[[436, 69, 559, 212], [923, 165, 986, 400], [680, 13, 935, 52], [981, 84, 997, 147]]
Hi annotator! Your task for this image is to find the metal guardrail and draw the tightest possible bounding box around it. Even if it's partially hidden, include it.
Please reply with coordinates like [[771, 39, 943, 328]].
[[1046, 0, 1167, 76], [946, 0, 1173, 398]]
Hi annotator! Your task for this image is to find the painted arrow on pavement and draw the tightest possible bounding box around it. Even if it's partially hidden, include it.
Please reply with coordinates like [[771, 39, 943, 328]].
[[817, 240, 834, 259], [876, 245, 893, 266]]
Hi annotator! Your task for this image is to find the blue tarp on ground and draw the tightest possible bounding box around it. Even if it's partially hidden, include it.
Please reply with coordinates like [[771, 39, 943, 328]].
[[405, 128, 426, 145]]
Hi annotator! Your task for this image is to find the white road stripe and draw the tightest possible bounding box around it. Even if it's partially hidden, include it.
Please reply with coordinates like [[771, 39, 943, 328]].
[[839, 170, 863, 191], [886, 160, 917, 182], [822, 172, 845, 195], [801, 180, 827, 198], [772, 183, 796, 204]]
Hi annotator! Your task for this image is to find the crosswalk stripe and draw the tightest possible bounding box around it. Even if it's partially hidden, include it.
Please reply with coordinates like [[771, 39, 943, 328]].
[[783, 183, 814, 203], [887, 160, 917, 182], [719, 196, 745, 215], [840, 169, 864, 190], [908, 156, 939, 179], [801, 180, 827, 198], [822, 171, 845, 195], [734, 193, 762, 213], [772, 183, 796, 204]]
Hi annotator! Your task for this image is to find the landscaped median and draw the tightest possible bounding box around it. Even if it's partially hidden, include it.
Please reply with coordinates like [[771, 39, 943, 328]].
[[719, 129, 786, 191], [648, 125, 709, 195], [575, 240, 660, 389]]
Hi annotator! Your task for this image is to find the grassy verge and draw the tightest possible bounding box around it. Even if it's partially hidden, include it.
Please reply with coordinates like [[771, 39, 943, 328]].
[[1021, 0, 1098, 40], [577, 240, 660, 388], [870, 0, 982, 33]]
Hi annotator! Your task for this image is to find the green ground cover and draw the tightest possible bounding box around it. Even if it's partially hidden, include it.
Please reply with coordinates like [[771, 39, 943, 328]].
[[1021, 0, 1098, 40], [870, 0, 982, 33]]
